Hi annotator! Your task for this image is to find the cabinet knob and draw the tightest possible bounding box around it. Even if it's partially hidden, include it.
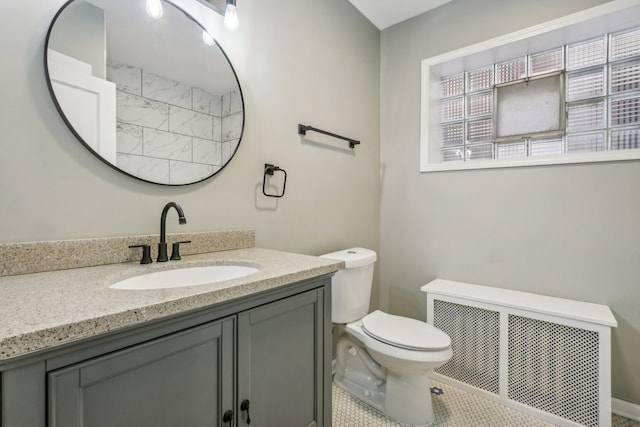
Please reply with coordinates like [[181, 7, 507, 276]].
[[223, 409, 234, 426], [241, 399, 251, 424]]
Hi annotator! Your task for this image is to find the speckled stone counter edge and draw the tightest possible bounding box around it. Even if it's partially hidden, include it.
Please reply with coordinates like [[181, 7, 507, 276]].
[[0, 229, 255, 277], [0, 247, 343, 361]]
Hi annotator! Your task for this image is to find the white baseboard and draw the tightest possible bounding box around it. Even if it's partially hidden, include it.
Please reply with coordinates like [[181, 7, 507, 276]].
[[612, 397, 640, 421]]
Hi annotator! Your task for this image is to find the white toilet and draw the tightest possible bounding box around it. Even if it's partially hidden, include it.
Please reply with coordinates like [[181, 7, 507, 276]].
[[321, 248, 452, 426]]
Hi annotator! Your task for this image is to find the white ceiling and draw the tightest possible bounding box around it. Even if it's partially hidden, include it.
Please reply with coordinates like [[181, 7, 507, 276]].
[[348, 0, 452, 30], [83, 0, 237, 94]]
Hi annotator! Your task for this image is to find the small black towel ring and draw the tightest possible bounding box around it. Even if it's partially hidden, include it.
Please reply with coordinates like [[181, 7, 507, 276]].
[[263, 164, 287, 198]]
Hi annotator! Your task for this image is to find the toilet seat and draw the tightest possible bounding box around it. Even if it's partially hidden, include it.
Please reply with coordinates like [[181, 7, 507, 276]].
[[361, 310, 451, 351], [346, 318, 452, 365]]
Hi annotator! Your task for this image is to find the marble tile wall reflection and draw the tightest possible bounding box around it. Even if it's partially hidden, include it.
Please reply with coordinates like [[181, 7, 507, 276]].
[[222, 112, 243, 141], [108, 63, 141, 95], [143, 71, 192, 109], [169, 105, 213, 140], [107, 62, 242, 184]]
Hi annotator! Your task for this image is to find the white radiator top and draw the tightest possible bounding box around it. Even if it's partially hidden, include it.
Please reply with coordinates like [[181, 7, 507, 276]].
[[421, 279, 617, 327]]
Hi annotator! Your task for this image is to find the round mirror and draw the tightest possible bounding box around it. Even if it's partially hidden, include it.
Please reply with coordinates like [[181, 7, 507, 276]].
[[45, 0, 244, 185]]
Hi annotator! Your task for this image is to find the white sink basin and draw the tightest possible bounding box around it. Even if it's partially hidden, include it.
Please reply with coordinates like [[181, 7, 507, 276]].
[[110, 265, 260, 290]]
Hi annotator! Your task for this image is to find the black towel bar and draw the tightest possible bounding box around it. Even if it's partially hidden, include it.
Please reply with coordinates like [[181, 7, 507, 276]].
[[298, 124, 360, 149]]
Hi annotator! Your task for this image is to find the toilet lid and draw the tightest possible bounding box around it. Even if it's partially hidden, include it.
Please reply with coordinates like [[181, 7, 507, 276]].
[[361, 310, 451, 351]]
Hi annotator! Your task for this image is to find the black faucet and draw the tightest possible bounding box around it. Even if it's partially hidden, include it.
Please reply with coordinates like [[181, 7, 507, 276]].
[[157, 202, 187, 262]]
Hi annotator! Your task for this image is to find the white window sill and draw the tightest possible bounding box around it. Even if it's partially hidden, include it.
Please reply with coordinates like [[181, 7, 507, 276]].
[[421, 149, 640, 172]]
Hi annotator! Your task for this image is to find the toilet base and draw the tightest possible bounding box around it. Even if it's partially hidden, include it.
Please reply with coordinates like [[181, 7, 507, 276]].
[[384, 371, 435, 426], [333, 373, 385, 413], [334, 336, 385, 412], [334, 334, 438, 426], [335, 372, 436, 427]]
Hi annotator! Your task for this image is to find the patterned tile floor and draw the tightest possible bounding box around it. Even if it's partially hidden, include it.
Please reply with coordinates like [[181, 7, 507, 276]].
[[332, 380, 640, 427]]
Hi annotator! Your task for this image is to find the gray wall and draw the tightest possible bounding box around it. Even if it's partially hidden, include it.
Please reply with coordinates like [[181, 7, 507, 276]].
[[0, 0, 381, 308], [379, 0, 640, 404], [48, 1, 106, 79]]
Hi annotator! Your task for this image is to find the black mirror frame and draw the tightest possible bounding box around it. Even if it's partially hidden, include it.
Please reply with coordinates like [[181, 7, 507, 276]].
[[44, 0, 245, 186]]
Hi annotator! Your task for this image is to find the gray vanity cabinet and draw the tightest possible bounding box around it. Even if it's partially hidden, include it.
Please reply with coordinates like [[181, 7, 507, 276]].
[[34, 280, 330, 427], [48, 318, 235, 427], [237, 289, 324, 427]]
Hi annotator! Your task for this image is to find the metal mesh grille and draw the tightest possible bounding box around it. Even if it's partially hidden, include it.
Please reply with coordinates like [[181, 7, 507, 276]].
[[508, 315, 599, 427], [433, 300, 500, 394]]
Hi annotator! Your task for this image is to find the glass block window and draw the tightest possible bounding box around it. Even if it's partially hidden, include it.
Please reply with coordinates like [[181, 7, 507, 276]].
[[441, 74, 464, 98], [496, 58, 526, 84], [466, 144, 493, 160], [442, 146, 464, 162], [466, 67, 493, 92], [441, 97, 463, 122], [438, 24, 640, 163], [530, 48, 564, 75], [610, 96, 640, 126], [567, 100, 606, 132], [611, 59, 640, 93], [567, 67, 605, 101], [441, 122, 464, 146], [467, 92, 492, 117], [610, 27, 640, 62], [567, 36, 607, 70], [497, 142, 526, 159], [531, 138, 563, 157], [467, 118, 493, 144], [567, 132, 606, 153], [611, 128, 640, 150]]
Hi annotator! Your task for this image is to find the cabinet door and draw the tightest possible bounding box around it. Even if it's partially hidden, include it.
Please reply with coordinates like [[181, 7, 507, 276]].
[[238, 289, 325, 427], [48, 317, 235, 427]]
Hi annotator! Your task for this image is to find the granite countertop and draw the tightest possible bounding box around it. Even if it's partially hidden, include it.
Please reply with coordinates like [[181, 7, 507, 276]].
[[0, 247, 343, 361]]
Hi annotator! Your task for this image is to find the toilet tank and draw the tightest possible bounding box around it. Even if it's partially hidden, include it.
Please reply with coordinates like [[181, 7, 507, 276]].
[[320, 248, 377, 324]]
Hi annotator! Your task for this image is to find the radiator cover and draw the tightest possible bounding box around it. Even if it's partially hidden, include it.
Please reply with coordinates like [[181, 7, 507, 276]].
[[422, 279, 616, 427]]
